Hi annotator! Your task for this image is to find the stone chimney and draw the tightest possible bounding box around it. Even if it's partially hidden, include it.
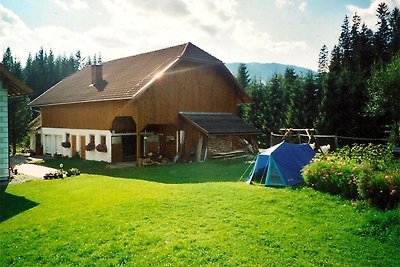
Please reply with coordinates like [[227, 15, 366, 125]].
[[90, 64, 107, 90], [91, 64, 102, 85]]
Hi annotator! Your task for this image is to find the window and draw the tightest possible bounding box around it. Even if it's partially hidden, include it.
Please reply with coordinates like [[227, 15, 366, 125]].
[[100, 135, 106, 145], [90, 135, 95, 144]]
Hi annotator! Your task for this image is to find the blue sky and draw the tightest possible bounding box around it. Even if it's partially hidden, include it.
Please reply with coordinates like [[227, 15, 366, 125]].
[[0, 0, 399, 70]]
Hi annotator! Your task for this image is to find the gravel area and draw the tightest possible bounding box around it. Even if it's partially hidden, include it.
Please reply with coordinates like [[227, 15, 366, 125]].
[[8, 155, 57, 185]]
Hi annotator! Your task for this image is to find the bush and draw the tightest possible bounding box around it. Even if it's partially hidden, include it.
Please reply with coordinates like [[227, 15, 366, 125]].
[[44, 171, 64, 180], [359, 172, 400, 210], [303, 156, 368, 200], [66, 168, 80, 177], [303, 144, 400, 210]]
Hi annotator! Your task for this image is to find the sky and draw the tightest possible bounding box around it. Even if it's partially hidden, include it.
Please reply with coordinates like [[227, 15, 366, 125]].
[[0, 0, 399, 71]]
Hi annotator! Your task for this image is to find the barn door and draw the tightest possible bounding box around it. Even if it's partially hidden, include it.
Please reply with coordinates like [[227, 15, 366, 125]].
[[80, 135, 86, 159], [71, 135, 77, 156]]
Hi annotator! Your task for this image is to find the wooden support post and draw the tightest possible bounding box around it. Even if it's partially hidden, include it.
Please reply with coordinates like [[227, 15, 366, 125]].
[[334, 135, 339, 150]]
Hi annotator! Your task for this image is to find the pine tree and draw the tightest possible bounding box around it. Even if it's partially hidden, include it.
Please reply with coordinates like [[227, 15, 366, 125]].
[[236, 63, 251, 119], [375, 2, 391, 62], [318, 45, 329, 74], [236, 63, 250, 89], [389, 7, 400, 55]]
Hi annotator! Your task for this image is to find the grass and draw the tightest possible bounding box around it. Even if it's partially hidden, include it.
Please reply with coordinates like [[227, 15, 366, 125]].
[[1, 157, 399, 266]]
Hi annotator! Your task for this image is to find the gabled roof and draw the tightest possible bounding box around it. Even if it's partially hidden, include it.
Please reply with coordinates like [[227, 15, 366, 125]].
[[30, 42, 249, 107], [180, 112, 260, 135], [0, 63, 33, 96]]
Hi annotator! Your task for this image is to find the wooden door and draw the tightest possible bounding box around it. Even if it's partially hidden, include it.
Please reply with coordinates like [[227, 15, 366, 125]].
[[80, 135, 86, 159], [71, 135, 77, 156]]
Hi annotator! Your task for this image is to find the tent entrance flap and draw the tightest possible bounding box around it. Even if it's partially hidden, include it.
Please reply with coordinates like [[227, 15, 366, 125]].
[[265, 157, 286, 186]]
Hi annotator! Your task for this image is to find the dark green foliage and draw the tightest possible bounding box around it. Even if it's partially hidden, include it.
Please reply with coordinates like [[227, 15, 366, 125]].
[[24, 48, 83, 100], [366, 55, 400, 146]]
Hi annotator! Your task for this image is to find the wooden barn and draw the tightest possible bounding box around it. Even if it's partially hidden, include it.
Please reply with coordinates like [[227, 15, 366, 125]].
[[29, 43, 259, 164]]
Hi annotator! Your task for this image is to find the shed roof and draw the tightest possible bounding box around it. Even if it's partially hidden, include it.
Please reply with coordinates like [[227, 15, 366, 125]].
[[30, 42, 250, 107], [180, 112, 260, 135], [0, 63, 33, 96]]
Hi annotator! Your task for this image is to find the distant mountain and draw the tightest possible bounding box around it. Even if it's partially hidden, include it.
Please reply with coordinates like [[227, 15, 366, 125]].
[[225, 62, 315, 82]]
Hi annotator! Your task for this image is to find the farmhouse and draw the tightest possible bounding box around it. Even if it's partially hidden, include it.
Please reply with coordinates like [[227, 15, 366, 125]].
[[0, 63, 33, 191], [29, 43, 259, 164]]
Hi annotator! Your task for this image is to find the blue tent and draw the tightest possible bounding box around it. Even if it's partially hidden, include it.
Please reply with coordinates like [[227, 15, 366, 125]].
[[247, 141, 315, 186]]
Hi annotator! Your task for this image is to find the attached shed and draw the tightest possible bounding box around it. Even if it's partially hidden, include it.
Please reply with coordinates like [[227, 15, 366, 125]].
[[179, 112, 260, 161]]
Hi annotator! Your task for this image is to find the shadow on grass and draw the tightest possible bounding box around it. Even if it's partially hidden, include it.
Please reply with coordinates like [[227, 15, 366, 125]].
[[0, 191, 39, 222], [40, 156, 255, 184]]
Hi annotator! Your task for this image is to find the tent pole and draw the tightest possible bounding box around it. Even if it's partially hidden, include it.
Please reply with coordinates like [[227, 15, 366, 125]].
[[238, 154, 257, 182]]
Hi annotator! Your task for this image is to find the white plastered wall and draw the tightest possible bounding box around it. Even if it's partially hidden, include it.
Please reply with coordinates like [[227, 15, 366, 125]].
[[41, 127, 112, 163]]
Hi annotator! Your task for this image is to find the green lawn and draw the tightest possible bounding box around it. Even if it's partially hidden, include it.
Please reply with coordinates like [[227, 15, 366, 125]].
[[1, 158, 399, 266]]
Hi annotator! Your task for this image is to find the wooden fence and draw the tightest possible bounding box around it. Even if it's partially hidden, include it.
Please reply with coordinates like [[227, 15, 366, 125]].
[[270, 132, 387, 150]]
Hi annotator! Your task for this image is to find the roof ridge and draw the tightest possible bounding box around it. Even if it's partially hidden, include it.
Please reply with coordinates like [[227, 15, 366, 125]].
[[103, 43, 189, 65]]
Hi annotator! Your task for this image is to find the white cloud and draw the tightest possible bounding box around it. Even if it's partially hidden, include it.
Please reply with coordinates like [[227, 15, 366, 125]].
[[346, 0, 400, 29], [276, 0, 308, 12], [276, 0, 294, 9], [52, 0, 89, 12], [299, 1, 307, 12]]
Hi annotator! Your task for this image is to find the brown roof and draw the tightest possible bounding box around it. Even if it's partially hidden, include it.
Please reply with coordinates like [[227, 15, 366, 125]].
[[0, 63, 33, 96], [30, 42, 249, 107], [180, 112, 260, 135]]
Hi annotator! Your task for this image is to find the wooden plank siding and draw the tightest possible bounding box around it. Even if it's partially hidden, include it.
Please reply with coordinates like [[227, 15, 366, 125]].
[[42, 100, 137, 130]]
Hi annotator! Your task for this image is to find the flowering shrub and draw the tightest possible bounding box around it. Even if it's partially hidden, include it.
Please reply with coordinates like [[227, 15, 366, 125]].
[[61, 141, 71, 148], [85, 142, 95, 151], [303, 144, 400, 210], [359, 172, 400, 210], [96, 144, 107, 152], [303, 157, 369, 200]]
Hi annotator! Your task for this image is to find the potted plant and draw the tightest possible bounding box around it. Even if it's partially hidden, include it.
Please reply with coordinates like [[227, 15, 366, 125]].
[[96, 144, 107, 152], [85, 142, 95, 151], [61, 141, 71, 148]]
